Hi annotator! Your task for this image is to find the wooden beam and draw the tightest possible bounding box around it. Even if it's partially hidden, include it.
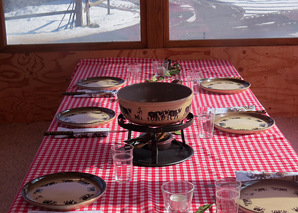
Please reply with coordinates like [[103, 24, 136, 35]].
[[140, 0, 147, 47], [146, 0, 164, 48], [0, 0, 7, 49], [163, 0, 169, 47]]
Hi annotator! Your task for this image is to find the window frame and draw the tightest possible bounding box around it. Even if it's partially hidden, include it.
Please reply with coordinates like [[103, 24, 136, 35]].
[[1, 0, 298, 53]]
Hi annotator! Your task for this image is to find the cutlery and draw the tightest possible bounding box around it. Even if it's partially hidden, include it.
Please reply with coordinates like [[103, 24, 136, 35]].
[[201, 76, 242, 81], [28, 211, 103, 213], [203, 179, 298, 188], [204, 181, 252, 188], [62, 90, 117, 97], [44, 130, 126, 137], [194, 110, 267, 117], [183, 76, 242, 82], [217, 110, 267, 114]]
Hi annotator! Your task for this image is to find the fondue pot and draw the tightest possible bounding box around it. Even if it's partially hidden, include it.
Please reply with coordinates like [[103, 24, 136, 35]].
[[117, 82, 193, 126]]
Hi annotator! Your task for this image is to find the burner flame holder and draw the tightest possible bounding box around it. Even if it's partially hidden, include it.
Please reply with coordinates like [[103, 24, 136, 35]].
[[118, 113, 194, 167]]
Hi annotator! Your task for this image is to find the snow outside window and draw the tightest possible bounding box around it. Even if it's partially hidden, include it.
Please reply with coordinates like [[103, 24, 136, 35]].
[[4, 0, 141, 44], [169, 0, 298, 40]]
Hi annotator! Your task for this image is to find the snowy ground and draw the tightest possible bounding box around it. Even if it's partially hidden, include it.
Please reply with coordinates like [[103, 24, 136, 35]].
[[4, 0, 298, 44], [215, 0, 298, 16], [5, 0, 140, 44]]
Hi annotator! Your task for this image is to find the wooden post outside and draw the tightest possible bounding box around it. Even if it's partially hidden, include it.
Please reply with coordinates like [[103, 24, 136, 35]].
[[107, 0, 110, 15], [75, 0, 83, 27], [85, 0, 90, 26]]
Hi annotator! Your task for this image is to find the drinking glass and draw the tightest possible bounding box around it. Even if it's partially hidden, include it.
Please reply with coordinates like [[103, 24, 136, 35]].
[[161, 180, 195, 213], [126, 63, 141, 84], [197, 106, 215, 139], [111, 144, 134, 183], [215, 177, 241, 213], [186, 69, 201, 95]]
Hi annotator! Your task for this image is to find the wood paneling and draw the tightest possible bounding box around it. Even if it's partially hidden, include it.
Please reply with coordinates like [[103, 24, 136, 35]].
[[0, 46, 298, 124]]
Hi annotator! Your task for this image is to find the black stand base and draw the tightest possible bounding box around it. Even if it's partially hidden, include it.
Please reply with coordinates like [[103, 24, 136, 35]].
[[133, 140, 194, 167]]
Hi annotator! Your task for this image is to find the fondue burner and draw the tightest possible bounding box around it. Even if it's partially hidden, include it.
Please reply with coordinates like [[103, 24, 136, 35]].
[[118, 113, 194, 167]]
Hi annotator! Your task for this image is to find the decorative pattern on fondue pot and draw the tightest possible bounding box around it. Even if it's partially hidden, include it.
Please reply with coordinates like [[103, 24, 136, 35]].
[[119, 103, 192, 125]]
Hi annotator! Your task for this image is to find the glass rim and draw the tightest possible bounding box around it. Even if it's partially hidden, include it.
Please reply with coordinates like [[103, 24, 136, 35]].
[[161, 180, 195, 194], [215, 177, 241, 187]]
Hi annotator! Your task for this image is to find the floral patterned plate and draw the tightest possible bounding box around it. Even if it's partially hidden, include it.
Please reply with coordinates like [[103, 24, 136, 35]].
[[214, 112, 275, 134], [76, 76, 125, 90], [240, 179, 298, 213], [21, 172, 106, 211], [56, 107, 116, 128], [200, 78, 251, 94]]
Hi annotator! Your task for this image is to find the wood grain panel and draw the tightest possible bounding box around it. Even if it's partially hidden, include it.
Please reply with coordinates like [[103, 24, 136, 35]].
[[0, 46, 298, 124]]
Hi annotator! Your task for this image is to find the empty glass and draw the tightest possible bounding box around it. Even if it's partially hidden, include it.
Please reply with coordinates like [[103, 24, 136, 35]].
[[111, 144, 134, 183], [186, 69, 201, 95], [126, 63, 141, 84], [197, 106, 215, 139]]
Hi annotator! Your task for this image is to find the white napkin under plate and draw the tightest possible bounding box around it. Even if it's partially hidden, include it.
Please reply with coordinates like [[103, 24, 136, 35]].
[[215, 105, 255, 114], [54, 127, 110, 138], [236, 170, 298, 182], [74, 89, 117, 98]]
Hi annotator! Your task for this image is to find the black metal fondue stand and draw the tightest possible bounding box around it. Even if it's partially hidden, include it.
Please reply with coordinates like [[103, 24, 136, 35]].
[[118, 113, 194, 167]]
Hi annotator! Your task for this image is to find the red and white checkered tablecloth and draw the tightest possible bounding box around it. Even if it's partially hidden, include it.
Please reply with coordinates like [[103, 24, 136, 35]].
[[8, 58, 298, 213]]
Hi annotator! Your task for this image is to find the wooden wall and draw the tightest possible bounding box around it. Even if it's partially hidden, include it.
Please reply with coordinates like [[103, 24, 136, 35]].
[[0, 45, 298, 124]]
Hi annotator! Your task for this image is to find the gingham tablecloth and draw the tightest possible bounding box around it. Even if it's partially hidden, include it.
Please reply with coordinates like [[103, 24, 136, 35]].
[[8, 58, 298, 213]]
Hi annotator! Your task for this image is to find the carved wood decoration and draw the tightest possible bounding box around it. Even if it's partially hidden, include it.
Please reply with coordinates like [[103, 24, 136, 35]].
[[0, 46, 298, 124]]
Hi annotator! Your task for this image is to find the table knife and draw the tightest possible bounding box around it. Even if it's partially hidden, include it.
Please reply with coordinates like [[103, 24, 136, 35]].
[[201, 76, 242, 81], [44, 129, 126, 137], [62, 91, 115, 96]]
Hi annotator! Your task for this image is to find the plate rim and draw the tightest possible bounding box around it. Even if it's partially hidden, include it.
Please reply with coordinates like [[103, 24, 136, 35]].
[[21, 171, 107, 210], [214, 112, 275, 134], [239, 179, 298, 213], [56, 106, 116, 128], [200, 78, 251, 94], [76, 76, 125, 90]]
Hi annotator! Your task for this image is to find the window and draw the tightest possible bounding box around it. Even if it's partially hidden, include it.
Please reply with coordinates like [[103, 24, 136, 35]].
[[1, 0, 298, 52], [169, 0, 298, 40], [4, 0, 141, 44]]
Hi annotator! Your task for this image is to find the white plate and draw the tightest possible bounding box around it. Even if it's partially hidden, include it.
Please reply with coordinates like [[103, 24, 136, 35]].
[[76, 76, 125, 90], [240, 179, 298, 213], [214, 112, 275, 134], [200, 78, 251, 94], [56, 107, 116, 128], [21, 172, 106, 211]]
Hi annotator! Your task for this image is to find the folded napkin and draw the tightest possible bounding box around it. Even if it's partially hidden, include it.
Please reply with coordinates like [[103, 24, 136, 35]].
[[53, 127, 110, 138], [215, 105, 255, 114], [236, 171, 298, 182], [74, 89, 117, 98]]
